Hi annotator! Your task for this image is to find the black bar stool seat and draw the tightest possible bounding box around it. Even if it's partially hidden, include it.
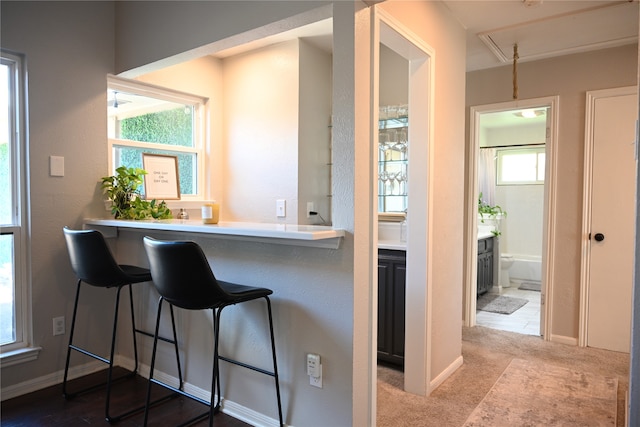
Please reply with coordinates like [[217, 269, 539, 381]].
[[62, 227, 181, 423], [142, 236, 284, 427]]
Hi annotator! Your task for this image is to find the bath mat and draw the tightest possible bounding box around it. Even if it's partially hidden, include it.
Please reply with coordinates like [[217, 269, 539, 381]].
[[476, 294, 527, 315], [518, 281, 541, 292], [463, 358, 618, 426]]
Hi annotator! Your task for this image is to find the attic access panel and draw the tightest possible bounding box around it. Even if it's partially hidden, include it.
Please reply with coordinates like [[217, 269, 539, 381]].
[[478, 2, 638, 64]]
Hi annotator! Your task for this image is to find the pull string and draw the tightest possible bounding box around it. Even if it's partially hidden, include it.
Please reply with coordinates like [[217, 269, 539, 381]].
[[512, 43, 519, 100]]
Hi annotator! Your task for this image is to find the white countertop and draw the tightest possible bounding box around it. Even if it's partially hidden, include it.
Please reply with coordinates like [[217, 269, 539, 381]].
[[378, 240, 406, 251], [477, 230, 495, 240], [377, 232, 494, 251], [84, 218, 345, 249]]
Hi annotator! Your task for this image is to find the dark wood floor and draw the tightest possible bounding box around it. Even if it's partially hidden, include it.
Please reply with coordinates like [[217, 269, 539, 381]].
[[1, 367, 250, 426]]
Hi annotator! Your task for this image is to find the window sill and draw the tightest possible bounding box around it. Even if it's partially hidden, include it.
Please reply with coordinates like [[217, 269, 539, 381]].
[[1, 346, 42, 368]]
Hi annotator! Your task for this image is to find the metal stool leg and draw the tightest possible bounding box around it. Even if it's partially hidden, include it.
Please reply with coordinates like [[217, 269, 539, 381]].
[[62, 279, 83, 399], [104, 285, 124, 422], [168, 304, 183, 388], [265, 297, 283, 427], [128, 284, 139, 374]]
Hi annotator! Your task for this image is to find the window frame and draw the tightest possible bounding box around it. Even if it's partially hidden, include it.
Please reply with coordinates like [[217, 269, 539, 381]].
[[107, 75, 207, 201], [496, 146, 546, 186], [1, 49, 39, 365]]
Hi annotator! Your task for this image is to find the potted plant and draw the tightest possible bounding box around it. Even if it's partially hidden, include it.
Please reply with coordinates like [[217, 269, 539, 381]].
[[478, 192, 506, 236], [102, 166, 172, 220]]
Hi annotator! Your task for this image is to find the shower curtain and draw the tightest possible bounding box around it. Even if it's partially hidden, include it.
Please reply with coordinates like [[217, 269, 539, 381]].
[[478, 148, 496, 207]]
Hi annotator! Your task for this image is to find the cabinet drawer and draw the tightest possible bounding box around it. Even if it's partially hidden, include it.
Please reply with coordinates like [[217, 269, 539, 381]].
[[477, 237, 493, 253]]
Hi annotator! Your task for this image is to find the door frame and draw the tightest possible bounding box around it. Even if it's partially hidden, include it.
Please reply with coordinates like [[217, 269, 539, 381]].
[[373, 7, 435, 396], [579, 85, 637, 347], [464, 96, 558, 341]]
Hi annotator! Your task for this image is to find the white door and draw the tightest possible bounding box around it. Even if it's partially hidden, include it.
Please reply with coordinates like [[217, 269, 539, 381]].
[[586, 88, 638, 353]]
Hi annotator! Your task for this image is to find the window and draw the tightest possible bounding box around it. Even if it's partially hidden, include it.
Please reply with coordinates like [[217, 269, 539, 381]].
[[1, 50, 37, 365], [107, 75, 206, 200], [497, 146, 545, 185]]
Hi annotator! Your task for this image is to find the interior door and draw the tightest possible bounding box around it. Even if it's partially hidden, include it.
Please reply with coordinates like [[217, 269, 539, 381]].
[[586, 88, 638, 353]]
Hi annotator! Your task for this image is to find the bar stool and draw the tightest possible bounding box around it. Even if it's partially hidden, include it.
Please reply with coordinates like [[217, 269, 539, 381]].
[[142, 236, 283, 427], [62, 227, 181, 423]]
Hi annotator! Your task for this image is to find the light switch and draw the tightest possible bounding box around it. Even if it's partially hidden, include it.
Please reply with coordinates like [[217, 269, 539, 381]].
[[276, 199, 286, 218], [50, 156, 64, 177]]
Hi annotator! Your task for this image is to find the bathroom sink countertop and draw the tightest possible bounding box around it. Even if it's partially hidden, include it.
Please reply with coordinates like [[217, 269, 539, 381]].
[[477, 230, 495, 240], [378, 240, 407, 251]]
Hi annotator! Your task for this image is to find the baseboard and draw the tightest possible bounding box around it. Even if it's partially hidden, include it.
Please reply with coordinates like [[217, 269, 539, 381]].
[[1, 360, 105, 401], [625, 390, 628, 427], [428, 355, 464, 395], [549, 334, 578, 346], [3, 355, 283, 426]]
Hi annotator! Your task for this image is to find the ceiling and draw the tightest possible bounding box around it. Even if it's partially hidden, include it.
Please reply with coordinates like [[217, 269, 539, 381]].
[[209, 1, 639, 72], [442, 0, 639, 72]]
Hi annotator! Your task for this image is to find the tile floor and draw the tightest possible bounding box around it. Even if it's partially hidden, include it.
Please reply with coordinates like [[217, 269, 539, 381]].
[[476, 285, 541, 336]]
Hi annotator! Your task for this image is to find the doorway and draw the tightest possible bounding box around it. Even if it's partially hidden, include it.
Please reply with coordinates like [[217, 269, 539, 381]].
[[374, 9, 434, 397], [465, 97, 558, 340]]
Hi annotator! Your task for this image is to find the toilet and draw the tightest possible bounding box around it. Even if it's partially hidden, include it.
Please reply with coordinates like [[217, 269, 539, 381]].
[[500, 254, 514, 288]]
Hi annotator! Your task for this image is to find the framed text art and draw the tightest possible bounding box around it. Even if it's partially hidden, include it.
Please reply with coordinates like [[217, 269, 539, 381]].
[[142, 153, 181, 200]]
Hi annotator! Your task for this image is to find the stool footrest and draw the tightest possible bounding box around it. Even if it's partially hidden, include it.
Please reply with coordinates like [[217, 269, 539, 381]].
[[107, 391, 179, 423], [63, 369, 136, 400], [135, 328, 178, 345], [218, 355, 276, 378], [68, 344, 112, 365], [149, 377, 221, 412]]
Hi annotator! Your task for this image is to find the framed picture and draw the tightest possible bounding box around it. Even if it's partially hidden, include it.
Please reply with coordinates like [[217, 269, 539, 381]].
[[142, 153, 181, 200]]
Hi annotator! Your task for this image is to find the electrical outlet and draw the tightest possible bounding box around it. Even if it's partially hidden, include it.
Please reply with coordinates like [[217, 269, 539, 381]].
[[53, 316, 65, 336], [306, 202, 315, 218], [309, 364, 323, 388]]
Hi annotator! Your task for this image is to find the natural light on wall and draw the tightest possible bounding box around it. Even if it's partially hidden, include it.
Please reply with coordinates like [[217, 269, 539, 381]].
[[497, 147, 545, 185]]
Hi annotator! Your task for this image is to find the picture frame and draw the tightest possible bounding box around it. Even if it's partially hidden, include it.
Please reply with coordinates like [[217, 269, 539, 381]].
[[142, 153, 181, 200]]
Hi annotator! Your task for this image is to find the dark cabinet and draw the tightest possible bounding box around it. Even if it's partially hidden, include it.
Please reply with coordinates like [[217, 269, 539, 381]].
[[477, 237, 494, 295], [377, 249, 406, 368]]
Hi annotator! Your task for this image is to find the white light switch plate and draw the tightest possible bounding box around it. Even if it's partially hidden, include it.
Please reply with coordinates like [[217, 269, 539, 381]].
[[50, 156, 64, 177], [276, 199, 286, 217]]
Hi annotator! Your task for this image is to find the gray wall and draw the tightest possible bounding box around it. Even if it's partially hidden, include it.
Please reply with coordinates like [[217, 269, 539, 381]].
[[1, 0, 116, 386], [466, 44, 639, 340]]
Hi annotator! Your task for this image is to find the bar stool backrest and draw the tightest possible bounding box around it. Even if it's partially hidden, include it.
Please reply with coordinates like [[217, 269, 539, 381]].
[[143, 237, 231, 310], [63, 227, 131, 288]]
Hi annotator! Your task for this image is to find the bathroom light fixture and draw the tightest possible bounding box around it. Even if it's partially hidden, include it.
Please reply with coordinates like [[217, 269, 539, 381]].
[[513, 109, 545, 118]]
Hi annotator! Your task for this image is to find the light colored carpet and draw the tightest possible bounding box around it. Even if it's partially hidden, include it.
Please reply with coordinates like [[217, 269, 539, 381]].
[[463, 358, 618, 426], [377, 326, 629, 427], [476, 294, 528, 314]]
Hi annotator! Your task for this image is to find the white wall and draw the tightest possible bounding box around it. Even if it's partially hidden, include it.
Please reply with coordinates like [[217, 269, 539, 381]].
[[222, 40, 300, 224], [298, 39, 332, 225], [483, 122, 546, 258], [379, 44, 408, 107], [496, 185, 544, 257]]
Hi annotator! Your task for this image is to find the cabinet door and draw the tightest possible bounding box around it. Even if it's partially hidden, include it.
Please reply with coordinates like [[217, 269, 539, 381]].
[[477, 252, 486, 295], [391, 261, 406, 358], [377, 260, 392, 354], [378, 250, 406, 367], [485, 250, 494, 289]]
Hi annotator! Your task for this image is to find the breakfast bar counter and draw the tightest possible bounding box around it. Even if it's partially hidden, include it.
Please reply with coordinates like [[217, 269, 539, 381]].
[[83, 218, 346, 249]]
